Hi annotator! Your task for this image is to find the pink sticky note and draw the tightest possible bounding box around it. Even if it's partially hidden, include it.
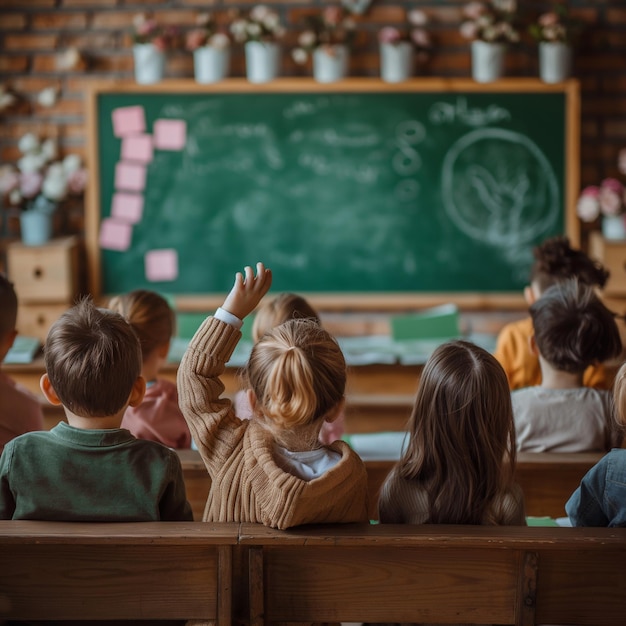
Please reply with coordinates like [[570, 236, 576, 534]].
[[153, 119, 186, 150], [145, 249, 178, 282], [121, 134, 153, 163], [114, 162, 146, 192], [111, 192, 144, 224], [99, 218, 132, 251], [112, 106, 146, 137]]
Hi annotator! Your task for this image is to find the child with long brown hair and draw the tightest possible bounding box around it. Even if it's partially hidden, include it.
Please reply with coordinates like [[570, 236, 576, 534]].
[[108, 289, 191, 449], [378, 340, 525, 525]]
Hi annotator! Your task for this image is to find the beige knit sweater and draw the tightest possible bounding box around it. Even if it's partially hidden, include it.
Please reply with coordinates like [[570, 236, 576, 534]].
[[177, 316, 370, 529]]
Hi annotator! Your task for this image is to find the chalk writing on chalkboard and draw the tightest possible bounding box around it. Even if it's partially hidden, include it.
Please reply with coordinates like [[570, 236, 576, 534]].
[[89, 84, 575, 298]]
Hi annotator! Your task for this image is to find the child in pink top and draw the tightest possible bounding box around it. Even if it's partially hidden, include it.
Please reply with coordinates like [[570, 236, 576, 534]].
[[109, 290, 191, 449], [0, 273, 44, 454]]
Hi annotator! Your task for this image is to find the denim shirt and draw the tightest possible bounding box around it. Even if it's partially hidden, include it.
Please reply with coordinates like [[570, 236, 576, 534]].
[[566, 449, 626, 527]]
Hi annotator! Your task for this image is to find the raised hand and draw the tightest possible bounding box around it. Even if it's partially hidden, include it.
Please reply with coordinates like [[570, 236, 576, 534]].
[[222, 262, 272, 320]]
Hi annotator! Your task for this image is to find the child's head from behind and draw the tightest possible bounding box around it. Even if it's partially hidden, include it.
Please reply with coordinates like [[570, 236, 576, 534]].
[[528, 236, 609, 299], [44, 298, 142, 417], [107, 289, 175, 361], [0, 273, 17, 346], [401, 340, 516, 524], [530, 278, 622, 374], [244, 318, 345, 442], [252, 292, 319, 343]]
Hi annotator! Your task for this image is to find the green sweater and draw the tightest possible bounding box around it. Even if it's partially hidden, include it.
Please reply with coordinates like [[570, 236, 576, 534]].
[[178, 316, 370, 530], [0, 422, 193, 521]]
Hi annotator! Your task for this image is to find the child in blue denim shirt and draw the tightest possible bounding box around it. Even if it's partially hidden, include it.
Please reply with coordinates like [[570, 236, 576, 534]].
[[565, 362, 626, 527]]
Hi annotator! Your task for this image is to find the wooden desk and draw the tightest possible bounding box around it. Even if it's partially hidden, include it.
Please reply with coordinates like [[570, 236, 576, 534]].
[[6, 357, 420, 434]]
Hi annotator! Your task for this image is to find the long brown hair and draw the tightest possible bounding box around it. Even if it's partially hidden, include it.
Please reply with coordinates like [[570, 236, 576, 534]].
[[398, 340, 516, 524]]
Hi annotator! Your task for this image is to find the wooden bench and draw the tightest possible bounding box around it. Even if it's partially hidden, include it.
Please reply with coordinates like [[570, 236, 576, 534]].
[[1, 521, 624, 625], [178, 449, 603, 521], [0, 520, 239, 623], [241, 523, 626, 626]]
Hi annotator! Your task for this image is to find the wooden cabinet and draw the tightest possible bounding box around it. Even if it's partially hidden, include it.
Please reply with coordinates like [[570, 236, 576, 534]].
[[6, 236, 81, 342], [588, 231, 626, 297]]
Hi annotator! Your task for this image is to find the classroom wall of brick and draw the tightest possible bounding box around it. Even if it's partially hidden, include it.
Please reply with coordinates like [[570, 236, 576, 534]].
[[0, 0, 625, 241]]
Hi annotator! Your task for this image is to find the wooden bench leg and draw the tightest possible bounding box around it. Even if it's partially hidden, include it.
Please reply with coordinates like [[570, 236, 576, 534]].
[[249, 547, 264, 626], [517, 550, 538, 626], [218, 545, 233, 626]]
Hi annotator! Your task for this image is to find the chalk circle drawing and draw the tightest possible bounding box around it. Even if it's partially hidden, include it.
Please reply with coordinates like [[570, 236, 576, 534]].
[[441, 128, 559, 248]]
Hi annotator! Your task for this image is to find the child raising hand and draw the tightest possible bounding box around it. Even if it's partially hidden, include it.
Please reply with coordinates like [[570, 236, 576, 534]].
[[177, 263, 369, 529]]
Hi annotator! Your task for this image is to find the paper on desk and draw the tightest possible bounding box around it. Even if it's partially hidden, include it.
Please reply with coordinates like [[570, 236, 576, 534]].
[[3, 336, 41, 364], [344, 431, 409, 461], [338, 335, 398, 365]]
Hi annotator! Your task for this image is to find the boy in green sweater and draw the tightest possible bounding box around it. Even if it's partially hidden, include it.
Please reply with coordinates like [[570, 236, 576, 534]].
[[0, 298, 192, 521]]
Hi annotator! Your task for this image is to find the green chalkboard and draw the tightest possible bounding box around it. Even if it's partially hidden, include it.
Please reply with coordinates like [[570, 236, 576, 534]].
[[87, 79, 579, 303]]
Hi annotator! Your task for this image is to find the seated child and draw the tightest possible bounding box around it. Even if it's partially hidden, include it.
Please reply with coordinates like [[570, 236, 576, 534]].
[[0, 298, 192, 521], [234, 292, 345, 444], [378, 340, 525, 525], [566, 361, 626, 527], [494, 236, 611, 390], [177, 263, 369, 529], [0, 273, 44, 454], [511, 278, 622, 453], [109, 289, 192, 449]]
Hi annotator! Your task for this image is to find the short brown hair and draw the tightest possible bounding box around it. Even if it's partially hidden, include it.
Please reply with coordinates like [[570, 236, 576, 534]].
[[530, 278, 622, 374], [0, 273, 18, 339], [44, 298, 142, 417], [108, 289, 175, 359], [530, 236, 609, 294]]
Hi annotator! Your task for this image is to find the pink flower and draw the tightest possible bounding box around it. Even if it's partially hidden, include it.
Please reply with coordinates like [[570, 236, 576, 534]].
[[19, 171, 43, 199], [576, 186, 600, 222], [463, 2, 487, 20], [378, 26, 402, 44], [539, 12, 559, 28], [186, 29, 207, 51], [323, 6, 344, 26], [411, 29, 431, 48], [599, 178, 624, 216], [67, 168, 88, 195], [460, 20, 479, 40]]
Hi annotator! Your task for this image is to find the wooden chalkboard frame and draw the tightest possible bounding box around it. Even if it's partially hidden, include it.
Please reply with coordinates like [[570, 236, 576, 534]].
[[86, 78, 580, 311]]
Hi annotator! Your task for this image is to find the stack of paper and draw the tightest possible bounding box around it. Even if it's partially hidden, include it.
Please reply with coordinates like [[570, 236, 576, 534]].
[[3, 336, 41, 364]]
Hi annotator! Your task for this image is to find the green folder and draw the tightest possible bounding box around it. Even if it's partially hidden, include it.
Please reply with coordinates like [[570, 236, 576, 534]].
[[390, 304, 460, 341]]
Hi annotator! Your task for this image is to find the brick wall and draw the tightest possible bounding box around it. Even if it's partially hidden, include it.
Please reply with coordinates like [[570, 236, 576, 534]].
[[0, 0, 625, 242]]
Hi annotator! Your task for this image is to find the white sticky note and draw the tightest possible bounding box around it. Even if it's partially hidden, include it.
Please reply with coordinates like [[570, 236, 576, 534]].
[[112, 106, 146, 137], [111, 192, 144, 224], [153, 119, 187, 150], [114, 161, 147, 192], [121, 134, 154, 163], [145, 248, 179, 282], [99, 218, 132, 251]]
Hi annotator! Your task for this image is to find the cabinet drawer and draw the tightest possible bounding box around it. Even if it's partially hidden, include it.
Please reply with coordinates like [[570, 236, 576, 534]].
[[7, 236, 80, 303], [16, 304, 69, 343]]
